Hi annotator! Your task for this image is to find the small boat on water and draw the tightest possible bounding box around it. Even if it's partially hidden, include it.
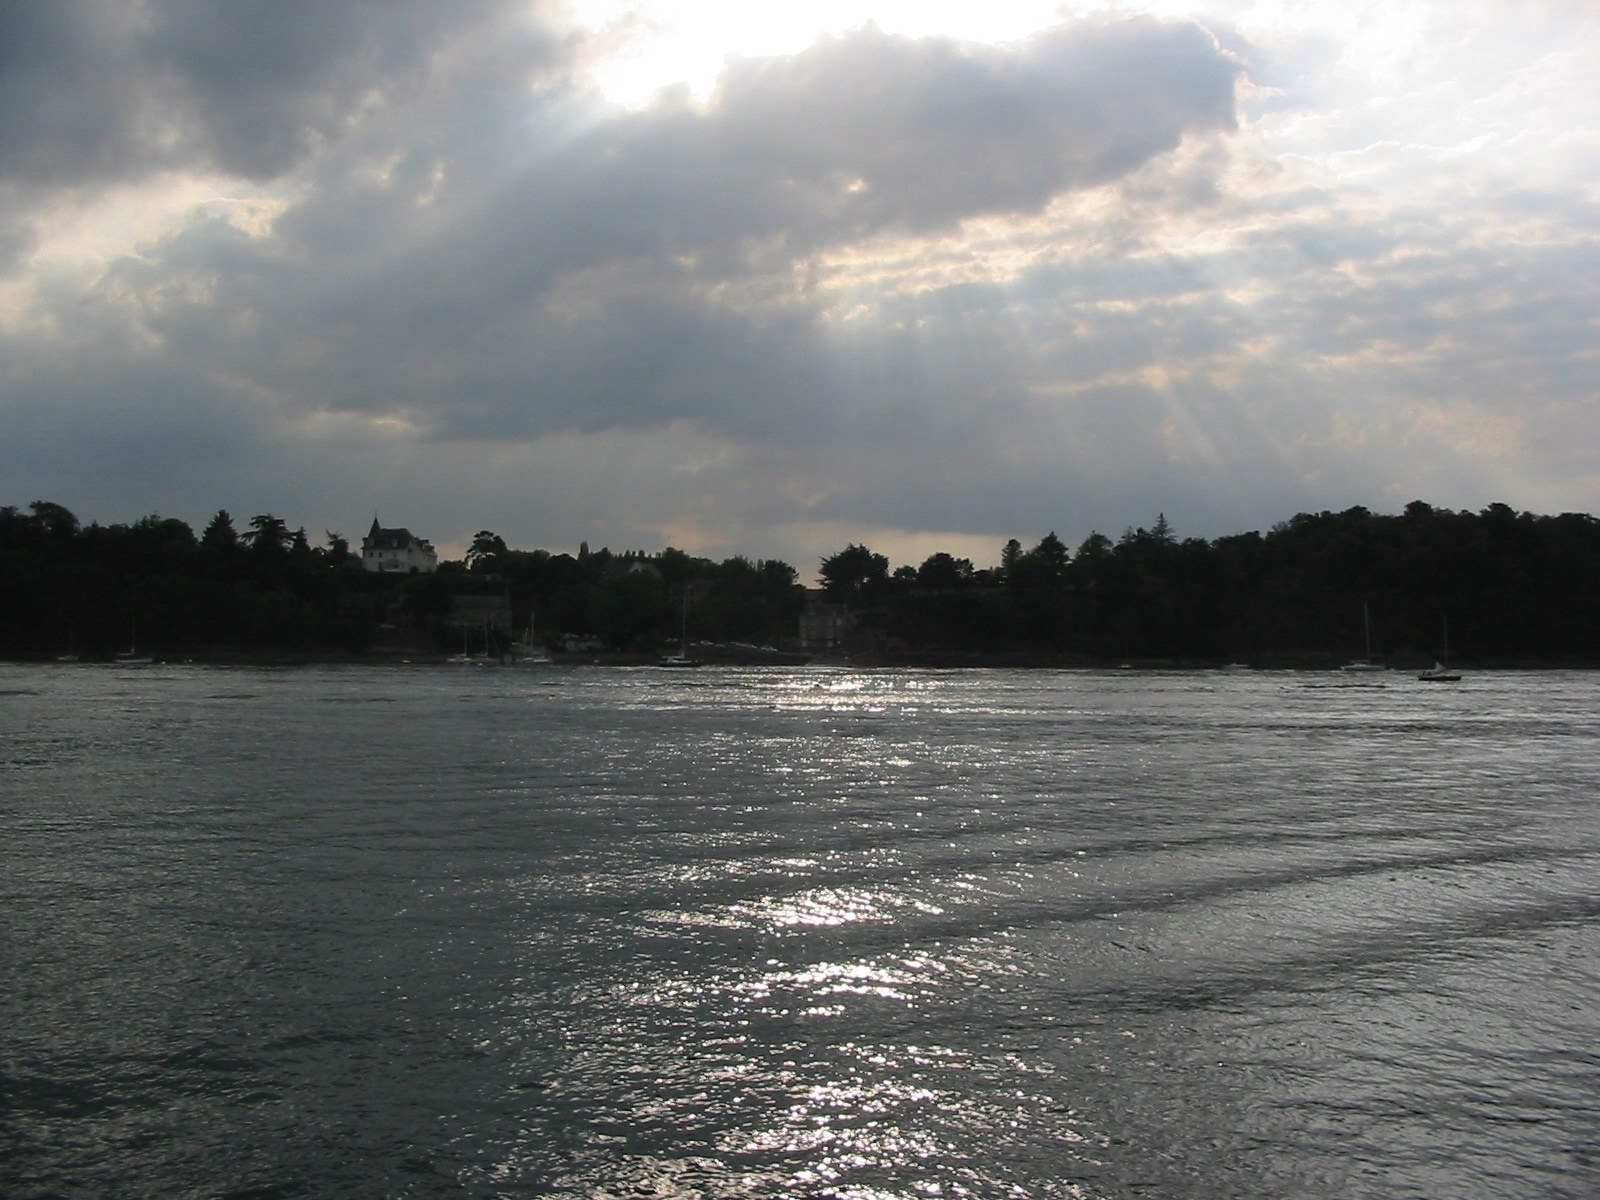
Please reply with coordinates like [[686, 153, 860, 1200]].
[[1341, 602, 1386, 673], [1418, 616, 1462, 682], [658, 593, 704, 667], [448, 621, 495, 664], [511, 618, 550, 665], [657, 654, 703, 668]]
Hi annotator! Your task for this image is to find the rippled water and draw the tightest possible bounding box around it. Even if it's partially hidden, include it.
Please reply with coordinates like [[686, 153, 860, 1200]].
[[3, 663, 1598, 1198]]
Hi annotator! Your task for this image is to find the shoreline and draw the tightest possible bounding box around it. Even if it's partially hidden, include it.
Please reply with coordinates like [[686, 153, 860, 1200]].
[[7, 648, 1598, 671]]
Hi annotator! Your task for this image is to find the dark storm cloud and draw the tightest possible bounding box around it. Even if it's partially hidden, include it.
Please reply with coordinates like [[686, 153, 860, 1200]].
[[0, 0, 546, 188], [0, 324, 279, 509], [706, 19, 1239, 233], [0, 3, 148, 187]]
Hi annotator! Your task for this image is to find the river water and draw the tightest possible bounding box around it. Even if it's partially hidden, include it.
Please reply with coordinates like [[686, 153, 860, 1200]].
[[3, 663, 1598, 1198]]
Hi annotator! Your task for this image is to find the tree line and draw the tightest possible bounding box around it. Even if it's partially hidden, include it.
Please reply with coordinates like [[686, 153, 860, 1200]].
[[3, 498, 1599, 664], [0, 503, 802, 659], [817, 503, 1600, 665]]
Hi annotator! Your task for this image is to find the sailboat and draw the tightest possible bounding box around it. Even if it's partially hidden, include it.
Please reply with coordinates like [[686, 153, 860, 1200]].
[[1418, 615, 1462, 682], [1340, 602, 1386, 673], [658, 592, 703, 667], [511, 616, 549, 665]]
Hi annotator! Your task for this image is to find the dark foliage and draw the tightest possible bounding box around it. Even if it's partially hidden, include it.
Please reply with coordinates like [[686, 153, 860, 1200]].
[[3, 499, 1597, 663], [829, 504, 1600, 665], [0, 502, 805, 660]]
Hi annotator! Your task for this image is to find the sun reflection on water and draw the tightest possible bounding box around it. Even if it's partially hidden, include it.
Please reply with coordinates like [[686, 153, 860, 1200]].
[[772, 958, 939, 1010], [741, 886, 946, 929], [711, 1035, 1104, 1198]]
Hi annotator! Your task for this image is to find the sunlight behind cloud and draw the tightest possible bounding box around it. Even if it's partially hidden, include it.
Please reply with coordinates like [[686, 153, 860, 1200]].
[[564, 0, 1066, 107], [18, 176, 280, 276]]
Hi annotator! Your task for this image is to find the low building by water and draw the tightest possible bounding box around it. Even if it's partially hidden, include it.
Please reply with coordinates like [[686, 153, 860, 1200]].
[[798, 589, 853, 652]]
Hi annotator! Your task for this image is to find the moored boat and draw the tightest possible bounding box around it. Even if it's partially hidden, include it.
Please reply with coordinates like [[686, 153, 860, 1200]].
[[657, 653, 704, 668], [1417, 616, 1462, 682], [658, 592, 703, 667], [1341, 602, 1386, 673]]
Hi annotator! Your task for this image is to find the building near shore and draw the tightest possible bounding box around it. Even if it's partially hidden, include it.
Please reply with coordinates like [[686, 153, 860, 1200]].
[[361, 518, 437, 573], [799, 589, 853, 653]]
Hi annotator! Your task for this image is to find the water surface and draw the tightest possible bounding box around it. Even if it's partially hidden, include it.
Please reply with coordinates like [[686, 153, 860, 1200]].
[[3, 664, 1598, 1197]]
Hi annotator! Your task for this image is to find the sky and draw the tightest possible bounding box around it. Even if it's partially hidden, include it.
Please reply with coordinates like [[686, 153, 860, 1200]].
[[2, 0, 1596, 574]]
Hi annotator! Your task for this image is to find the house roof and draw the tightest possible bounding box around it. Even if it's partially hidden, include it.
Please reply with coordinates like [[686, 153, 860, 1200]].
[[364, 517, 435, 554]]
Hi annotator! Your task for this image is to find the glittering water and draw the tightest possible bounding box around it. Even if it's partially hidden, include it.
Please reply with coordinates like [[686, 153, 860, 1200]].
[[3, 664, 1599, 1198]]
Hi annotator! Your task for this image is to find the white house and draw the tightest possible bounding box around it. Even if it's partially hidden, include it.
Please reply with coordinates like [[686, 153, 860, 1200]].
[[361, 518, 438, 574]]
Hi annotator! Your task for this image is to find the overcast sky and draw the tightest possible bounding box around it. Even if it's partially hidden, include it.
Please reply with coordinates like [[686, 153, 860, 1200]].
[[2, 0, 1596, 573]]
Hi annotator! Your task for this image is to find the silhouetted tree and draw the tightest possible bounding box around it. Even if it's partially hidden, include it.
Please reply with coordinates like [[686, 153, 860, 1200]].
[[323, 530, 350, 566], [467, 530, 508, 573], [1000, 538, 1022, 578], [201, 511, 240, 551], [247, 514, 291, 553], [30, 500, 80, 541], [917, 552, 972, 590], [820, 543, 889, 602]]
